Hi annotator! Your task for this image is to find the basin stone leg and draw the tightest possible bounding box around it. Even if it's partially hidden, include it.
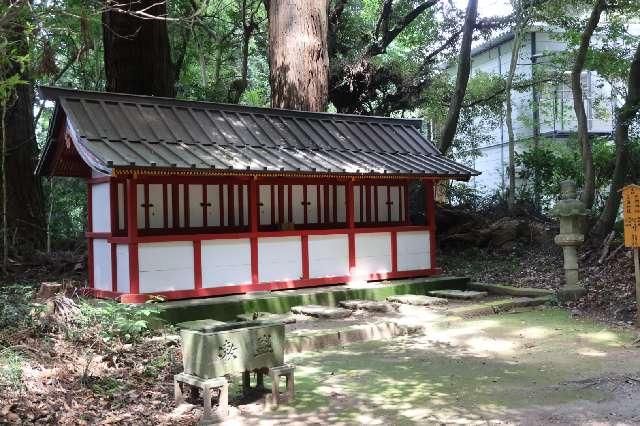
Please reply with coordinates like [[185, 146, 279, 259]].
[[268, 364, 295, 408], [243, 368, 269, 395], [174, 373, 229, 423], [174, 378, 185, 405], [242, 370, 251, 395]]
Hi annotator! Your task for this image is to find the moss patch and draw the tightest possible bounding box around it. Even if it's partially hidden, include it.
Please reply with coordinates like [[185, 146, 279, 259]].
[[158, 276, 469, 323], [237, 308, 637, 424]]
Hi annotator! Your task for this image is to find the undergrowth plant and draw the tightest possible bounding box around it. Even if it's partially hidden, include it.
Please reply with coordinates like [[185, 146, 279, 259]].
[[0, 347, 26, 390], [71, 299, 164, 344]]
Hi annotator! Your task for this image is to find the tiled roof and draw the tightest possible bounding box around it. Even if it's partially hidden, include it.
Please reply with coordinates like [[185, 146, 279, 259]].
[[37, 86, 478, 179]]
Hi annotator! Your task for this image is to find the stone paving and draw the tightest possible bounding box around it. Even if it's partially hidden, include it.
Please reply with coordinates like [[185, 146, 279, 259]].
[[290, 305, 353, 319], [338, 299, 396, 312], [386, 294, 448, 306], [428, 289, 488, 300]]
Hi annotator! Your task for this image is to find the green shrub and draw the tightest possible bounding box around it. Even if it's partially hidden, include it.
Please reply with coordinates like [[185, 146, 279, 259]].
[[0, 347, 26, 389], [72, 299, 163, 343], [0, 284, 44, 334], [88, 376, 122, 397]]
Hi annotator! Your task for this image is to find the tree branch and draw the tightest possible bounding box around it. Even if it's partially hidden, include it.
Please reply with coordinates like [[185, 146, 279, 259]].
[[367, 0, 440, 57]]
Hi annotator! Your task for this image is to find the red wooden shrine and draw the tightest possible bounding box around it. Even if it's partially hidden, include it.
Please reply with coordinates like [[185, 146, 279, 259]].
[[37, 87, 477, 302]]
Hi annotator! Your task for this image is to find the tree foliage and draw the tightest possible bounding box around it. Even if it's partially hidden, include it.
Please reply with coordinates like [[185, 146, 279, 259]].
[[0, 0, 636, 253]]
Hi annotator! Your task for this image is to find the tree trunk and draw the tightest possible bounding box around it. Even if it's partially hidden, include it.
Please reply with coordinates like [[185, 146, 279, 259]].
[[102, 0, 175, 97], [268, 0, 329, 111], [506, 28, 523, 211], [571, 0, 606, 210], [591, 41, 640, 239], [0, 1, 45, 255], [438, 0, 478, 154]]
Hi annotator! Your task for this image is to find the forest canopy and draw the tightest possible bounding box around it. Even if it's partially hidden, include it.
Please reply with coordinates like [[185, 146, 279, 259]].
[[0, 0, 638, 255]]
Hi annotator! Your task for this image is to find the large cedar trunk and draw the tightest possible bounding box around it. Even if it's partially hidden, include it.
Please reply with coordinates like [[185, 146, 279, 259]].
[[0, 1, 44, 253], [268, 0, 329, 111], [2, 83, 44, 252], [102, 0, 175, 97]]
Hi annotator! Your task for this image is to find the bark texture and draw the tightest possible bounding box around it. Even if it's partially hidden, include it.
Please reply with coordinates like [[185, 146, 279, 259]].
[[268, 0, 329, 111], [591, 42, 640, 239], [0, 0, 44, 252], [571, 0, 606, 210], [102, 0, 175, 97], [438, 0, 478, 154]]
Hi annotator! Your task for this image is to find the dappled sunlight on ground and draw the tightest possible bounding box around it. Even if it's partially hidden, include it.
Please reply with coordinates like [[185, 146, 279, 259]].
[[229, 308, 640, 425]]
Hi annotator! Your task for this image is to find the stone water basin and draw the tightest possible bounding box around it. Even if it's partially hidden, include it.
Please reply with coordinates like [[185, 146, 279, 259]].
[[180, 320, 285, 379]]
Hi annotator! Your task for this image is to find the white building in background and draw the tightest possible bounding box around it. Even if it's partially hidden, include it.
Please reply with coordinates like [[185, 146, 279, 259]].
[[447, 29, 616, 194]]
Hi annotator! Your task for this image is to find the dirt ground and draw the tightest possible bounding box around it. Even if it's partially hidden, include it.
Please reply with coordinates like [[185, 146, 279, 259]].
[[439, 243, 638, 326], [4, 301, 640, 425]]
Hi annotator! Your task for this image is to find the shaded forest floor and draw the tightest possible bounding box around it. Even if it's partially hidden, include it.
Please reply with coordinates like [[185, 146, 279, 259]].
[[439, 231, 637, 326], [3, 307, 640, 424]]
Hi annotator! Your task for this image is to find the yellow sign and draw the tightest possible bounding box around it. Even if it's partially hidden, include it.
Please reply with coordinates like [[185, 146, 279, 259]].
[[623, 184, 640, 247]]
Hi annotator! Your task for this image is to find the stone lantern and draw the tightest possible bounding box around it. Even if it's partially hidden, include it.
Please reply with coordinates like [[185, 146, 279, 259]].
[[551, 180, 588, 300]]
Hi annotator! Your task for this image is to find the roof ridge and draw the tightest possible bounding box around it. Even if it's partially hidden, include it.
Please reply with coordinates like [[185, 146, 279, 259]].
[[38, 86, 424, 128]]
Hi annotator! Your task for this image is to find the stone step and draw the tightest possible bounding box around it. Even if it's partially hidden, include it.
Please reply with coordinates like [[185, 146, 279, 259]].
[[386, 294, 448, 306], [339, 299, 397, 313], [236, 312, 297, 324], [428, 290, 488, 300], [290, 305, 353, 319], [467, 282, 554, 297]]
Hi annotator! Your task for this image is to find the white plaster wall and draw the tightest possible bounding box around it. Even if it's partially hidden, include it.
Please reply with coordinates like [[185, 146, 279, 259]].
[[116, 244, 130, 293], [206, 184, 221, 227], [292, 185, 304, 224], [117, 183, 125, 231], [91, 183, 111, 232], [377, 186, 388, 222], [259, 185, 271, 225], [308, 234, 349, 278], [202, 239, 252, 287], [178, 184, 185, 227], [188, 185, 203, 227], [353, 185, 361, 222], [355, 232, 391, 275], [166, 184, 173, 228], [221, 185, 228, 226], [397, 231, 430, 271], [138, 242, 194, 293], [136, 184, 145, 228], [307, 185, 318, 224], [258, 236, 302, 282], [390, 186, 400, 222], [242, 184, 248, 225], [92, 239, 112, 290], [148, 184, 164, 228], [336, 185, 346, 222]]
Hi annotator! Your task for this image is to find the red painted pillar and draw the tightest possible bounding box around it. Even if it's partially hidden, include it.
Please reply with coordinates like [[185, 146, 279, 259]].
[[249, 176, 259, 285], [346, 179, 356, 276], [124, 176, 141, 302], [425, 179, 438, 271]]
